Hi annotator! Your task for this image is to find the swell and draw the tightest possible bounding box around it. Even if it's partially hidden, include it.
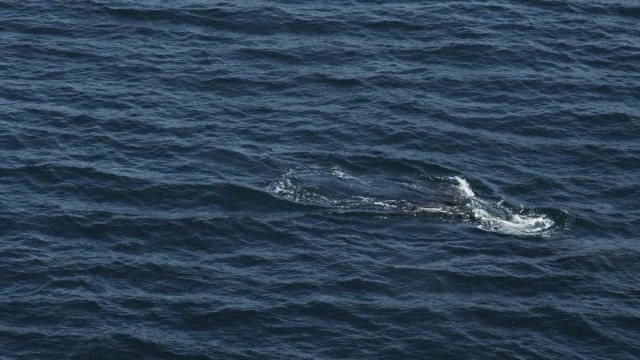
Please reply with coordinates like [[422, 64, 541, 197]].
[[100, 5, 350, 36], [2, 162, 303, 217]]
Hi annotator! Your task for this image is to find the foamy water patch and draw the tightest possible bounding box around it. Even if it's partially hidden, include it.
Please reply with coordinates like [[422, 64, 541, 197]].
[[451, 176, 556, 237], [473, 208, 555, 236]]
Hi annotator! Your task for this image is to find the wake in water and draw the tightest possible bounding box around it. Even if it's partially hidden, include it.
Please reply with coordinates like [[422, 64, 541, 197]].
[[451, 177, 555, 236], [267, 166, 556, 237]]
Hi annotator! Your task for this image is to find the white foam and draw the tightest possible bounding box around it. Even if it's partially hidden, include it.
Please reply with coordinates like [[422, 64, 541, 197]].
[[451, 176, 555, 236], [453, 176, 475, 198], [330, 166, 355, 180], [413, 206, 457, 215], [473, 208, 554, 236]]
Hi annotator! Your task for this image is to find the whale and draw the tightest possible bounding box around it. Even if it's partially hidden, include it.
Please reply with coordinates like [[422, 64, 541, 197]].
[[267, 167, 555, 236]]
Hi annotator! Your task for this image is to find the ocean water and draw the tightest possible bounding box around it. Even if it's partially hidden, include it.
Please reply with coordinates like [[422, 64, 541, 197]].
[[2, 0, 640, 359]]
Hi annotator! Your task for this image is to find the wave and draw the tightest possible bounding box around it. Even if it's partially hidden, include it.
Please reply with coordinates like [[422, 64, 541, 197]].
[[267, 166, 559, 237]]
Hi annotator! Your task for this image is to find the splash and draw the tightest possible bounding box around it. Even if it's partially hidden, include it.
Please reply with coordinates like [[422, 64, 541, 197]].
[[453, 176, 475, 198], [452, 176, 555, 236], [267, 166, 557, 237]]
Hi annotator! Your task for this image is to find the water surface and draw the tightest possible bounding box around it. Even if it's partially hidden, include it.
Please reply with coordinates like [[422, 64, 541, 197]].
[[2, 1, 640, 358]]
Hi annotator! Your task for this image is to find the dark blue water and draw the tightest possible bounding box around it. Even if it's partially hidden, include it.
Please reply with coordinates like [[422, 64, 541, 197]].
[[2, 1, 640, 359]]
